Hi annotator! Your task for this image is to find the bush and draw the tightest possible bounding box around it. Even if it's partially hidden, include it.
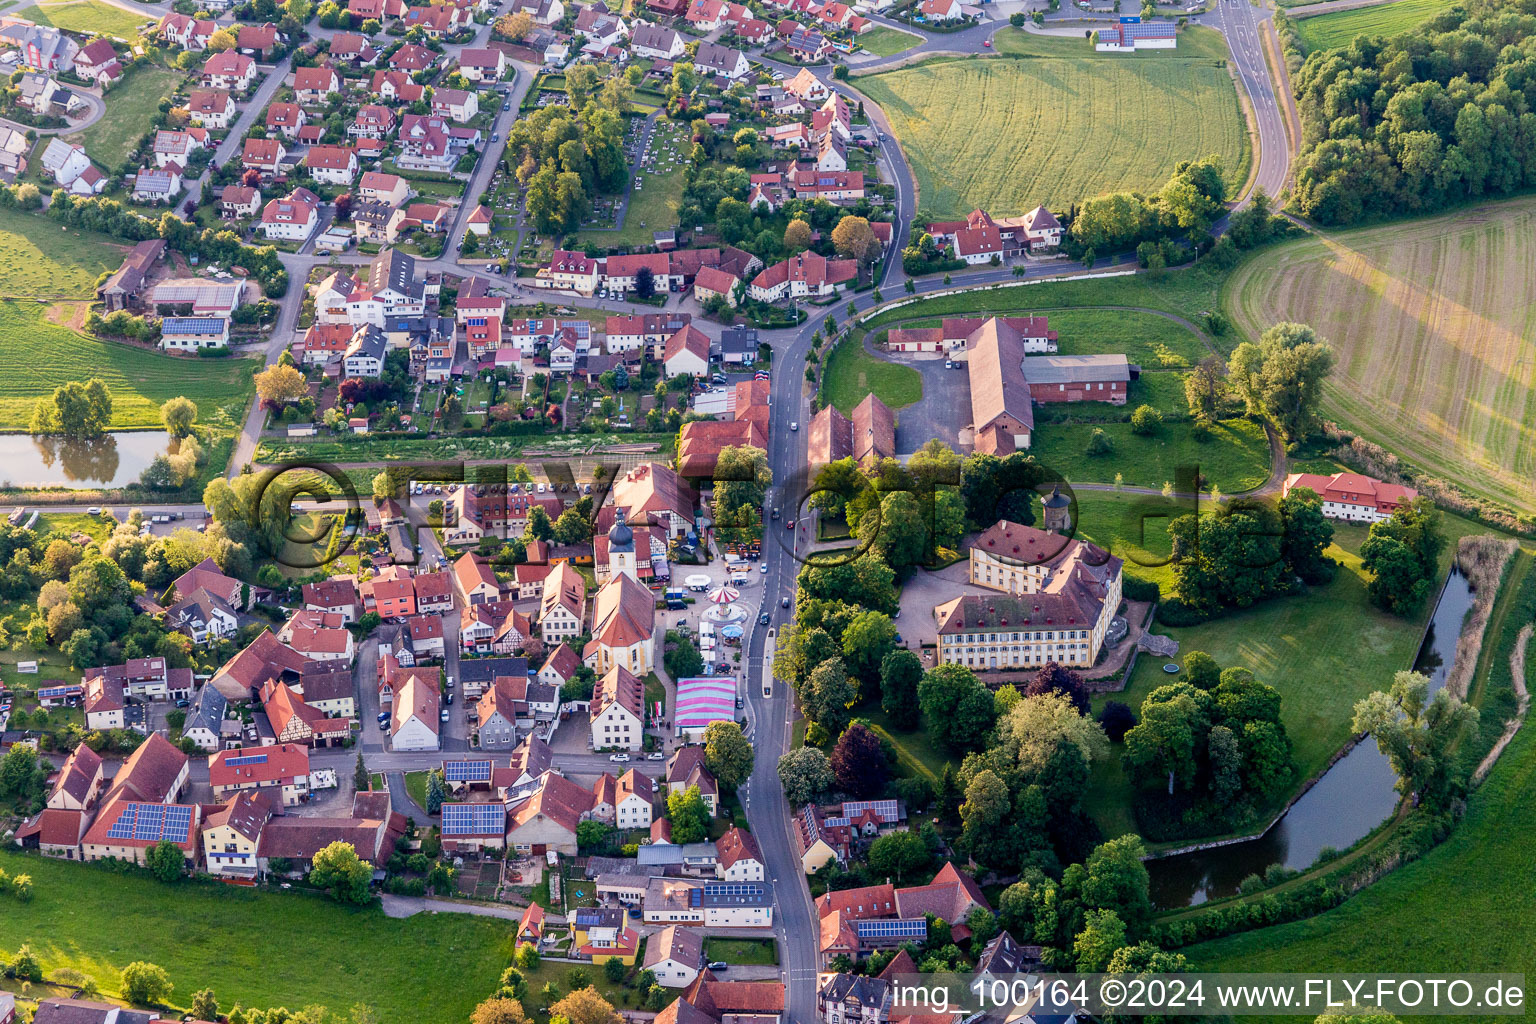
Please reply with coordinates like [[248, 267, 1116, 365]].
[[1086, 428, 1113, 456], [1156, 597, 1209, 627], [1097, 700, 1138, 742], [1130, 404, 1163, 436], [1121, 577, 1160, 603]]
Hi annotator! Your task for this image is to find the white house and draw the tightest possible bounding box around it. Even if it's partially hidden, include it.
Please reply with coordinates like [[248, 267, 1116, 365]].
[[391, 674, 441, 751], [694, 42, 749, 80], [342, 325, 388, 377], [160, 316, 230, 351], [590, 665, 645, 751], [630, 23, 684, 60], [615, 769, 654, 829], [457, 46, 505, 81], [260, 188, 321, 241], [304, 145, 358, 185]]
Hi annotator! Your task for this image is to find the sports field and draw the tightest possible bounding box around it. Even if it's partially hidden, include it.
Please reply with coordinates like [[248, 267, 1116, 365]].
[[1290, 0, 1452, 51], [13, 0, 150, 38], [855, 28, 1249, 215], [68, 66, 184, 171], [1224, 196, 1536, 513]]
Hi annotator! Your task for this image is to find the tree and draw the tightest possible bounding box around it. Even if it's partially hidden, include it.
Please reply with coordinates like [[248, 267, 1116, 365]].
[[867, 829, 932, 883], [996, 691, 1106, 810], [8, 944, 42, 982], [1353, 670, 1477, 810], [254, 364, 308, 409], [667, 785, 710, 843], [880, 648, 924, 729], [144, 839, 185, 882], [1279, 487, 1336, 584], [31, 378, 113, 437], [1180, 651, 1222, 691], [426, 768, 446, 814], [1129, 404, 1163, 435], [1184, 355, 1227, 419], [515, 942, 541, 970], [122, 961, 173, 1006], [1080, 835, 1152, 936], [841, 610, 898, 695], [1073, 909, 1127, 972], [1024, 662, 1091, 715], [1085, 428, 1112, 457], [495, 10, 534, 39], [714, 445, 771, 527], [959, 769, 1012, 861], [831, 216, 880, 263], [1098, 701, 1137, 742], [704, 720, 754, 789], [1361, 499, 1445, 616], [1122, 683, 1212, 792], [190, 989, 219, 1022], [550, 985, 620, 1024], [917, 664, 996, 753], [831, 722, 889, 796], [160, 396, 197, 437], [778, 746, 835, 805], [473, 998, 532, 1024], [354, 752, 370, 794], [1227, 322, 1335, 440], [801, 658, 856, 736], [309, 841, 374, 904], [634, 265, 656, 299], [784, 218, 813, 253]]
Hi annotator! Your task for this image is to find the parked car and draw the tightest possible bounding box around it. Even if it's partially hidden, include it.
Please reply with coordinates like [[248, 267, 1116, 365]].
[[648, 751, 665, 760], [707, 961, 728, 971], [609, 753, 631, 762]]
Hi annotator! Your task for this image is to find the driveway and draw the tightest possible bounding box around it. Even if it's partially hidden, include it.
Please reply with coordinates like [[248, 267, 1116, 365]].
[[864, 340, 970, 454], [894, 558, 991, 652]]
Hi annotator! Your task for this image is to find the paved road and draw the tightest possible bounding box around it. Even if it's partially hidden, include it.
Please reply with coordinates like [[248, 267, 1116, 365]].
[[1210, 0, 1292, 202]]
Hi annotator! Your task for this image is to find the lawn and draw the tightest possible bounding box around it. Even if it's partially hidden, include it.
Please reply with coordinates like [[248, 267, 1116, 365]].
[[1030, 414, 1271, 492], [404, 770, 431, 810], [1291, 0, 1453, 51], [820, 331, 923, 414], [13, 0, 150, 37], [859, 26, 922, 56], [990, 24, 1233, 61], [1223, 195, 1536, 512], [0, 848, 508, 1020], [1083, 511, 1494, 838], [703, 937, 779, 966], [863, 707, 952, 783], [68, 67, 186, 171], [0, 302, 259, 430], [573, 119, 689, 249], [854, 28, 1249, 214], [1184, 721, 1536, 1022], [256, 431, 676, 465]]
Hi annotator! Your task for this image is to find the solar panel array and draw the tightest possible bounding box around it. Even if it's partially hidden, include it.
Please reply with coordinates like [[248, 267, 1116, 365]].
[[443, 759, 494, 783], [162, 317, 229, 334], [856, 918, 928, 940], [706, 883, 763, 897], [843, 799, 900, 820], [38, 684, 82, 699], [225, 753, 269, 768], [103, 802, 194, 844], [440, 802, 505, 835]]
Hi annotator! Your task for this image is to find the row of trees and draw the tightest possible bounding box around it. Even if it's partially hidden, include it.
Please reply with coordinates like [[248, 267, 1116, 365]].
[[29, 378, 113, 438], [506, 93, 631, 237]]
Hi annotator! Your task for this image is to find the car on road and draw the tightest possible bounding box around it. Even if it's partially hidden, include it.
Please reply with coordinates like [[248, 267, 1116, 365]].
[[492, 133, 500, 142], [648, 751, 665, 760], [760, 564, 768, 573], [87, 507, 100, 515], [790, 421, 798, 431], [781, 596, 790, 608], [440, 709, 450, 721], [983, 38, 991, 46], [503, 101, 511, 110], [759, 611, 771, 625], [786, 519, 795, 530], [609, 753, 631, 762]]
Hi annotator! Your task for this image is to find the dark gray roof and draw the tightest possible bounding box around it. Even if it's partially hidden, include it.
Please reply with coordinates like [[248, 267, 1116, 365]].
[[819, 973, 889, 1006], [459, 656, 529, 684], [719, 326, 758, 353], [368, 247, 419, 298], [183, 683, 228, 738], [1020, 353, 1131, 385]]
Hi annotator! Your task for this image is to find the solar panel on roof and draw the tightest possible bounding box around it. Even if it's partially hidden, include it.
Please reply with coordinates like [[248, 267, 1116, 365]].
[[162, 317, 229, 333], [104, 802, 192, 844], [226, 753, 269, 767], [39, 684, 82, 699], [857, 918, 928, 940], [443, 760, 494, 783], [440, 802, 505, 835]]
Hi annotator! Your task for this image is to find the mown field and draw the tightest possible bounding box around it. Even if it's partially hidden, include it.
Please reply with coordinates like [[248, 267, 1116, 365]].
[[888, 306, 1215, 367], [821, 330, 924, 414], [0, 206, 123, 297], [855, 27, 1248, 215], [13, 0, 150, 37], [1030, 413, 1271, 492], [0, 848, 508, 1020], [1224, 196, 1536, 513], [68, 66, 185, 171], [1082, 508, 1494, 838], [1291, 0, 1452, 51]]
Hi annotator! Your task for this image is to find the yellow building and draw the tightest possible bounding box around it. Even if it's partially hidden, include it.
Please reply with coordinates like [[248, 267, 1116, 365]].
[[574, 906, 640, 965], [937, 519, 1123, 671]]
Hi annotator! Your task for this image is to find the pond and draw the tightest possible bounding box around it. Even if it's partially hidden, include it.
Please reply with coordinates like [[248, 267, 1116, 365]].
[[1146, 568, 1475, 908], [0, 431, 175, 489]]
